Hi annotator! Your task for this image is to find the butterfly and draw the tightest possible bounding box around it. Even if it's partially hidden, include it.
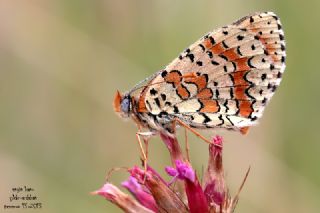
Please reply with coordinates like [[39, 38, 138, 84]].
[[113, 12, 286, 141]]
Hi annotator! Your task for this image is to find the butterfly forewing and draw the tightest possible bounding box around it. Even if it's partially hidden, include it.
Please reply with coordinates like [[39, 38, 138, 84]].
[[142, 12, 286, 132]]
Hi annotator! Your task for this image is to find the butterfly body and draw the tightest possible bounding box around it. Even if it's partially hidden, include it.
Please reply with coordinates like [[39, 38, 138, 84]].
[[114, 12, 286, 137]]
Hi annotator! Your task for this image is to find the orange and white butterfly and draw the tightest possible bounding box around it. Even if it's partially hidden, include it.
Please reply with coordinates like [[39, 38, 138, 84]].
[[114, 12, 286, 141]]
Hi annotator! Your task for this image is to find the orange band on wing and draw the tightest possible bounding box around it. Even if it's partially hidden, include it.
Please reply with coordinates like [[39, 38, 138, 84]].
[[240, 126, 250, 135], [184, 74, 207, 91], [164, 71, 181, 86], [137, 98, 148, 112], [221, 48, 239, 61], [239, 100, 253, 117], [204, 39, 212, 49], [235, 57, 251, 71], [234, 85, 247, 100], [200, 99, 219, 113], [232, 70, 249, 86], [177, 85, 190, 99], [137, 86, 149, 112], [197, 88, 213, 99], [210, 43, 225, 55]]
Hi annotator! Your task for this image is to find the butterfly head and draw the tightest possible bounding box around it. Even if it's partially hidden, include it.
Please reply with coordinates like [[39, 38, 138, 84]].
[[113, 90, 132, 118]]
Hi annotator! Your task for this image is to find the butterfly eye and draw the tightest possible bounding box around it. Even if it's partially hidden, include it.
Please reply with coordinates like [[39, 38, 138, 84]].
[[121, 95, 131, 115]]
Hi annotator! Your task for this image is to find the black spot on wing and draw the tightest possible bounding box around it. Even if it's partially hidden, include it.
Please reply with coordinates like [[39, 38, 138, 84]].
[[146, 100, 152, 110], [235, 99, 240, 115], [226, 115, 234, 126], [196, 61, 203, 66], [173, 105, 179, 113], [165, 101, 172, 107], [237, 46, 243, 56], [161, 70, 168, 78], [197, 99, 204, 112], [262, 97, 267, 105], [279, 34, 284, 41], [245, 85, 256, 100], [222, 41, 229, 49], [223, 65, 227, 72], [229, 73, 235, 85], [199, 44, 205, 51], [217, 115, 224, 126], [237, 35, 244, 41], [154, 98, 161, 108], [248, 56, 256, 68], [201, 113, 211, 124], [219, 54, 228, 61], [207, 51, 213, 58], [230, 87, 234, 99], [211, 60, 219, 65], [270, 64, 275, 70], [158, 111, 168, 118], [224, 100, 229, 113], [150, 88, 157, 95], [231, 61, 237, 71], [209, 36, 216, 45], [186, 53, 195, 62], [161, 93, 166, 101], [215, 89, 220, 99]]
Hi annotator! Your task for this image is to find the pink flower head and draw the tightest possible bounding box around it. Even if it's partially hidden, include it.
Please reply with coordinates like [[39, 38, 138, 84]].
[[165, 160, 195, 182], [93, 183, 117, 200], [93, 183, 154, 212], [204, 135, 226, 208], [128, 166, 152, 183], [96, 134, 249, 213], [213, 135, 223, 147], [122, 176, 158, 212], [166, 160, 208, 213]]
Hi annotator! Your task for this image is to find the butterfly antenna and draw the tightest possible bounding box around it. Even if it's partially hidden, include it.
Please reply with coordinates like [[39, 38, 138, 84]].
[[127, 70, 162, 95]]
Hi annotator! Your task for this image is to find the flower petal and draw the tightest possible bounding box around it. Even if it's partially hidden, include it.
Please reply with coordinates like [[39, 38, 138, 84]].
[[204, 135, 226, 208], [129, 166, 189, 213], [92, 183, 154, 213], [168, 160, 209, 213], [165, 166, 178, 177], [185, 176, 209, 213], [122, 177, 158, 212], [160, 133, 184, 163], [175, 160, 195, 182]]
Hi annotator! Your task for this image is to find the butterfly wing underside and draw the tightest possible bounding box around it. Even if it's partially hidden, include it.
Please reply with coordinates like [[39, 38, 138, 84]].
[[143, 12, 286, 132]]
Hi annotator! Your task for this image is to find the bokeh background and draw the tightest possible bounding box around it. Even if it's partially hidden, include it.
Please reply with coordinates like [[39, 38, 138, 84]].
[[1, 0, 320, 212]]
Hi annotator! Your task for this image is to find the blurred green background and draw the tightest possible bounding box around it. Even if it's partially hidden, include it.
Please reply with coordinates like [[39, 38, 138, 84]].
[[1, 0, 320, 212]]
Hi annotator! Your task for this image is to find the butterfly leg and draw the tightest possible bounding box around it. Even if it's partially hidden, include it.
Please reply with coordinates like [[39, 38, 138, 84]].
[[173, 118, 215, 145], [184, 127, 190, 162], [136, 131, 155, 180], [105, 166, 128, 182], [135, 133, 147, 173]]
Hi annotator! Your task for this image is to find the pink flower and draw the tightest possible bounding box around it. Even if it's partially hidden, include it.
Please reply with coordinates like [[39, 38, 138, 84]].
[[165, 160, 195, 182], [121, 176, 158, 212], [166, 160, 208, 213], [94, 135, 249, 213], [204, 135, 226, 208], [92, 183, 154, 213]]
